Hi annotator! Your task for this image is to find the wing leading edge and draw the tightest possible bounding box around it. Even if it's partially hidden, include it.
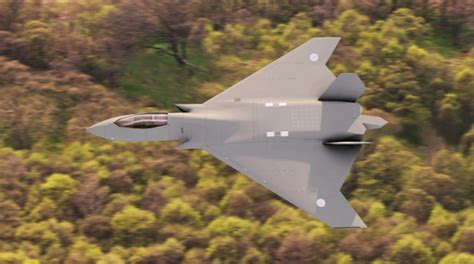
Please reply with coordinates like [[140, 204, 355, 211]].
[[205, 141, 366, 228]]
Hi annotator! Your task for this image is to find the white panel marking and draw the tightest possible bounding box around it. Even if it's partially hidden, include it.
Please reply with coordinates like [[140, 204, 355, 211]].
[[266, 131, 275, 137], [310, 53, 319, 62], [280, 131, 289, 137], [265, 103, 274, 107], [278, 102, 287, 106]]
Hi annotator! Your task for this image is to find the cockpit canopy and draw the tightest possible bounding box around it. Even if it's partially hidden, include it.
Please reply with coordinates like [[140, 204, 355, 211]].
[[114, 113, 168, 129]]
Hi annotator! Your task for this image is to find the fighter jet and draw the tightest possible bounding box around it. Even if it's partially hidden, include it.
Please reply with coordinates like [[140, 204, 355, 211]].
[[88, 37, 387, 228]]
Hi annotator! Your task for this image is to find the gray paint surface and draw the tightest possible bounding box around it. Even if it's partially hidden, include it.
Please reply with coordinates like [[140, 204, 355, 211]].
[[88, 37, 387, 228]]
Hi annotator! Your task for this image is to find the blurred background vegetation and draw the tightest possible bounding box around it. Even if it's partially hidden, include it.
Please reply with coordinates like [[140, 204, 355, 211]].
[[0, 0, 473, 263]]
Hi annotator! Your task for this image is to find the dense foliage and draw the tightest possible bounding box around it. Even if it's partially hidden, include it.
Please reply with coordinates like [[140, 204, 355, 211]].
[[0, 0, 473, 263]]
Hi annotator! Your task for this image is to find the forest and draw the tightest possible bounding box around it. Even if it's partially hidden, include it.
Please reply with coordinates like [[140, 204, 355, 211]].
[[0, 0, 473, 263]]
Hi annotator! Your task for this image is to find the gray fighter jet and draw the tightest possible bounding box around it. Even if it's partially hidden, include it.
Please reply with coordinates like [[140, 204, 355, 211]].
[[88, 37, 387, 228]]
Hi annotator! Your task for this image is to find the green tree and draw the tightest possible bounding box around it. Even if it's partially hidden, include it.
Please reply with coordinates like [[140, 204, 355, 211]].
[[276, 232, 317, 264], [427, 205, 459, 238], [160, 224, 209, 249], [353, 137, 418, 204], [143, 0, 207, 71], [160, 199, 202, 227], [406, 166, 459, 209], [432, 149, 471, 203], [111, 205, 156, 245], [0, 200, 21, 240], [453, 61, 474, 132], [142, 181, 167, 216], [405, 45, 450, 111], [81, 215, 113, 241], [207, 216, 258, 240], [437, 93, 463, 144], [242, 247, 266, 264], [183, 248, 208, 264], [362, 60, 430, 143], [461, 126, 474, 154], [71, 175, 109, 217], [325, 253, 353, 264], [220, 190, 254, 218], [40, 173, 77, 205], [440, 252, 474, 264], [27, 198, 57, 222], [390, 235, 434, 264], [196, 177, 228, 202], [64, 237, 103, 263], [15, 221, 60, 252], [206, 235, 241, 263], [323, 9, 370, 45], [97, 253, 126, 264], [134, 238, 185, 264], [340, 224, 394, 261], [0, 0, 25, 31], [0, 252, 34, 264], [380, 8, 431, 43], [439, 0, 474, 46], [19, 20, 56, 68], [394, 188, 435, 223], [452, 226, 474, 253], [0, 147, 29, 205]]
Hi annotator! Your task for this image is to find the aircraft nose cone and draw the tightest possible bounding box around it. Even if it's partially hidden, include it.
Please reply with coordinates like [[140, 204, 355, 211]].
[[87, 117, 118, 139], [87, 122, 107, 138]]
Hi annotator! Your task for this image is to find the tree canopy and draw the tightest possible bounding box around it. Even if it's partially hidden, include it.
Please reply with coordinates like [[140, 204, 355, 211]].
[[0, 0, 473, 263]]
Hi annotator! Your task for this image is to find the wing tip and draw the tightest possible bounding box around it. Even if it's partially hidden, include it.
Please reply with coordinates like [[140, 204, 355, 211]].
[[351, 214, 367, 228], [310, 36, 341, 41], [313, 37, 340, 65], [313, 191, 367, 229], [330, 214, 367, 229], [309, 37, 341, 47]]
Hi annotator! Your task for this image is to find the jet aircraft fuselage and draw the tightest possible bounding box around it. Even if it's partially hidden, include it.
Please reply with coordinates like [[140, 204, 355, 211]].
[[88, 100, 377, 148]]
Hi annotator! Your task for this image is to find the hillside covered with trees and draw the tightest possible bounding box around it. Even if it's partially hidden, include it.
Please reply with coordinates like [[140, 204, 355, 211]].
[[0, 0, 473, 263]]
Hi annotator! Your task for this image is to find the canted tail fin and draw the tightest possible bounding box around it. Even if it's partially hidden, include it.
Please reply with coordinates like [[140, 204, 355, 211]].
[[319, 73, 365, 102]]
